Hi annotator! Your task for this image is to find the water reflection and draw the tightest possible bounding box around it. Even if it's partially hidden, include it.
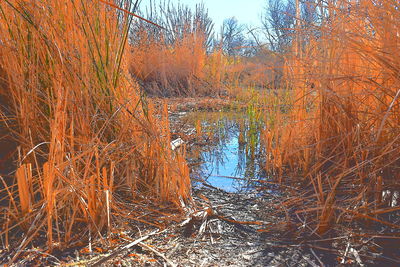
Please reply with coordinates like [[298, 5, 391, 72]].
[[186, 111, 265, 193]]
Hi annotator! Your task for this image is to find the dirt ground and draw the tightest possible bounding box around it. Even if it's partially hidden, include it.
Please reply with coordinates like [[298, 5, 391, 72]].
[[13, 184, 393, 266], [56, 187, 322, 267]]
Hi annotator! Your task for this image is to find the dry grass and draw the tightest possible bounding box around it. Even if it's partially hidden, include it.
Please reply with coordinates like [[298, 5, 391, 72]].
[[129, 31, 216, 96], [128, 0, 223, 97], [0, 0, 190, 260], [128, 25, 279, 96], [2, 0, 399, 262], [265, 0, 400, 235]]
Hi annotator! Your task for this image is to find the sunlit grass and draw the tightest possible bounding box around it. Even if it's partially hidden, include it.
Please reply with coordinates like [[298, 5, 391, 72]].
[[0, 0, 399, 262], [265, 0, 400, 235], [0, 0, 190, 260]]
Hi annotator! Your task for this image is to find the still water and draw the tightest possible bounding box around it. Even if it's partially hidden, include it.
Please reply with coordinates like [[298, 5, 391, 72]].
[[185, 111, 265, 193]]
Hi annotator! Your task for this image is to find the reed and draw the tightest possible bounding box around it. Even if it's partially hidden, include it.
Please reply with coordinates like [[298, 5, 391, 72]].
[[129, 32, 212, 96], [128, 1, 222, 96], [0, 0, 190, 257], [266, 0, 400, 235]]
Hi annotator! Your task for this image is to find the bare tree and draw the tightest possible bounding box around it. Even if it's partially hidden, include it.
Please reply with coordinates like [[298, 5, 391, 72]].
[[261, 0, 296, 52], [260, 0, 321, 89], [220, 17, 246, 56], [261, 0, 320, 53], [131, 0, 214, 49], [217, 17, 258, 57]]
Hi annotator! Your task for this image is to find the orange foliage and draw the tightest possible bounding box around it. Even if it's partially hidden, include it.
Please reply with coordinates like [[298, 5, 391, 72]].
[[0, 0, 191, 257], [266, 0, 400, 234], [130, 31, 219, 96]]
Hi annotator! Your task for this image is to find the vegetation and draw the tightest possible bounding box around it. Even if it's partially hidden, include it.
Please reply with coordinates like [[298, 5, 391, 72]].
[[0, 0, 190, 260], [0, 0, 399, 264], [265, 0, 400, 236]]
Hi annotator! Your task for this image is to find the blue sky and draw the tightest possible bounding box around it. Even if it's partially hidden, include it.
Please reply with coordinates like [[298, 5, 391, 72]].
[[179, 0, 266, 30], [141, 0, 267, 31]]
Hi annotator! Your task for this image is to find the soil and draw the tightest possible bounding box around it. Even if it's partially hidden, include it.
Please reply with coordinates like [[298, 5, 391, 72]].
[[139, 187, 318, 267]]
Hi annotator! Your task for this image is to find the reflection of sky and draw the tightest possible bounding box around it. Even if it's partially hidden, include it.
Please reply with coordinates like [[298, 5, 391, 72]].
[[204, 136, 240, 192], [201, 129, 260, 193]]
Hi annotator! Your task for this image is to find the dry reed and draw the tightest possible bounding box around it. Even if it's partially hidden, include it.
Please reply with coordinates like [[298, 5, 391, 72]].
[[265, 0, 400, 235], [0, 0, 191, 259]]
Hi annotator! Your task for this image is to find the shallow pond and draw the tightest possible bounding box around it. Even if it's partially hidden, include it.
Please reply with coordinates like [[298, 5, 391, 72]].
[[184, 110, 266, 193]]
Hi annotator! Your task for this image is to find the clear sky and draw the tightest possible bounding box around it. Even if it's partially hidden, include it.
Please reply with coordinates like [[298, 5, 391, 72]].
[[179, 0, 266, 30], [141, 0, 267, 31]]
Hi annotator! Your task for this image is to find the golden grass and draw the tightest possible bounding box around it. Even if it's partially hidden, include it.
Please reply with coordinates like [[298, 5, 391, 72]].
[[265, 0, 400, 234], [129, 31, 224, 96], [2, 0, 398, 260], [0, 0, 191, 258], [128, 32, 279, 96]]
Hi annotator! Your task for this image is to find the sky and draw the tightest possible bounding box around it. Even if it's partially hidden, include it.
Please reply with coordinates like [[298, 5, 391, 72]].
[[140, 0, 267, 31]]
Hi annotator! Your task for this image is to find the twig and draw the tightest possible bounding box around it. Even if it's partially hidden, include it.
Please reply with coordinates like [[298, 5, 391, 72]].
[[139, 242, 177, 267], [302, 255, 319, 267], [341, 241, 350, 264], [24, 249, 61, 264], [98, 0, 165, 29], [90, 230, 159, 266], [215, 214, 264, 226], [350, 247, 364, 267], [197, 180, 229, 193], [310, 248, 325, 267]]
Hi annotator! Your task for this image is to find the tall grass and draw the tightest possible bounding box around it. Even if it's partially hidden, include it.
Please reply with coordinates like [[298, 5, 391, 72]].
[[129, 31, 214, 96], [266, 0, 400, 235], [0, 0, 190, 257], [128, 1, 222, 96]]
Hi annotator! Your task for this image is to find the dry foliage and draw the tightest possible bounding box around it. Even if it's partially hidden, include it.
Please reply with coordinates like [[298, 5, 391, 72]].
[[129, 31, 217, 96], [266, 0, 400, 235], [128, 1, 222, 96], [0, 0, 190, 258]]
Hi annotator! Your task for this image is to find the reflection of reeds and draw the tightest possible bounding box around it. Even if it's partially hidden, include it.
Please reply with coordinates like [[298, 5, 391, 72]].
[[266, 0, 400, 234], [191, 110, 264, 183], [0, 0, 190, 258]]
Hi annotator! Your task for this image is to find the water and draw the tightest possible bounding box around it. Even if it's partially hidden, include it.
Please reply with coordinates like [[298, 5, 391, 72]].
[[201, 135, 259, 192], [186, 111, 265, 193]]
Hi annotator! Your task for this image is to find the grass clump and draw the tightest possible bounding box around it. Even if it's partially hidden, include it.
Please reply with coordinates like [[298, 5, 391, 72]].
[[265, 0, 400, 236], [0, 0, 190, 260]]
